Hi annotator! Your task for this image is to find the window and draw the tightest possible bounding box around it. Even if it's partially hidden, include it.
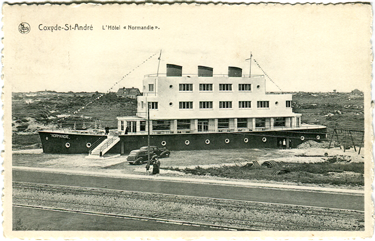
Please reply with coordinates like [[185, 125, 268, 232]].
[[179, 102, 193, 109], [199, 84, 213, 91], [274, 117, 286, 127], [120, 121, 125, 131], [239, 101, 251, 108], [177, 119, 191, 130], [239, 84, 251, 91], [149, 84, 154, 92], [141, 101, 144, 109], [199, 101, 213, 109], [198, 119, 209, 132], [179, 84, 193, 91], [286, 101, 292, 107], [257, 101, 269, 108], [218, 118, 229, 129], [219, 101, 232, 109], [219, 84, 232, 91], [149, 102, 158, 109], [237, 118, 247, 128], [256, 118, 266, 127], [152, 120, 170, 131], [127, 121, 137, 133], [140, 121, 146, 131]]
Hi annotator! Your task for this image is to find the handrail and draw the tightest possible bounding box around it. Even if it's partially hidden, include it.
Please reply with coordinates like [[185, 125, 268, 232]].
[[88, 136, 107, 154], [99, 136, 120, 153]]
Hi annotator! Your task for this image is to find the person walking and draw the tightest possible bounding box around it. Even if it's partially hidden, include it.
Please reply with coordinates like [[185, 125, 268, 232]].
[[152, 156, 161, 175], [146, 154, 160, 175]]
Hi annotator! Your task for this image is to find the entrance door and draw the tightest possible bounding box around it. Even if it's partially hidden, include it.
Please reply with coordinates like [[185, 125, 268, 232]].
[[277, 138, 287, 149], [198, 119, 209, 132]]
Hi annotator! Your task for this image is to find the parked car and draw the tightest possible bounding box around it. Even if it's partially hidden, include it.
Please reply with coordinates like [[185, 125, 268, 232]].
[[139, 146, 170, 158], [127, 146, 170, 165]]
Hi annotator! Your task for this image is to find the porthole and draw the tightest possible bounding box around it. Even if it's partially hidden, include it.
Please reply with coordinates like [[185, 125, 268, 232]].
[[275, 101, 278, 105], [185, 140, 190, 145], [65, 142, 71, 148], [205, 139, 210, 145], [244, 138, 249, 143], [169, 85, 173, 88], [257, 85, 260, 89], [161, 141, 167, 146], [262, 137, 267, 142], [86, 142, 92, 148], [225, 138, 230, 144], [300, 136, 305, 141], [316, 135, 321, 140], [169, 102, 173, 106]]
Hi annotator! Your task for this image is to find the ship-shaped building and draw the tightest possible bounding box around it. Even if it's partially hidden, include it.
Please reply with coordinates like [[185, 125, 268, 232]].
[[39, 63, 327, 155]]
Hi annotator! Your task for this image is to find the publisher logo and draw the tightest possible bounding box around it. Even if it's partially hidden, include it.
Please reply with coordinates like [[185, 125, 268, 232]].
[[18, 22, 30, 34]]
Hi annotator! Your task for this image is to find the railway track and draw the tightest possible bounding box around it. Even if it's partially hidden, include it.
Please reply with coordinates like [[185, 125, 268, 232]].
[[13, 181, 365, 231], [14, 204, 252, 231]]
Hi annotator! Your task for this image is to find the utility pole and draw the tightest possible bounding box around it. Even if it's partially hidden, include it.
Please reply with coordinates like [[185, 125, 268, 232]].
[[147, 101, 150, 164]]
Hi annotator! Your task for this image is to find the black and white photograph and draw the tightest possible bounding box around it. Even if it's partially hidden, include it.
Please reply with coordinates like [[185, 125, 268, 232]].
[[3, 2, 373, 238]]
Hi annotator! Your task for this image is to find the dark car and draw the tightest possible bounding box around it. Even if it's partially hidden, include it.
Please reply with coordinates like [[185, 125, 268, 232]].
[[127, 146, 170, 165]]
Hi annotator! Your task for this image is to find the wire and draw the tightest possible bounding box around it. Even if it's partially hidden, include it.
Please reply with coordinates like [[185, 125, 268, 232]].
[[70, 52, 159, 116], [253, 59, 283, 92]]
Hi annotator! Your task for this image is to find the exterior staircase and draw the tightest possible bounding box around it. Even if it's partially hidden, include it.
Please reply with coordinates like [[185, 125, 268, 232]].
[[89, 134, 120, 157]]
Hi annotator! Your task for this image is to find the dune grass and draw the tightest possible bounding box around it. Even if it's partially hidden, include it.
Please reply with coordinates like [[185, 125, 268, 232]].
[[163, 161, 364, 186]]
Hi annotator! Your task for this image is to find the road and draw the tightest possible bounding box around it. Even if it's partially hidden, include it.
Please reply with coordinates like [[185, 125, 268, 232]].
[[13, 168, 364, 211]]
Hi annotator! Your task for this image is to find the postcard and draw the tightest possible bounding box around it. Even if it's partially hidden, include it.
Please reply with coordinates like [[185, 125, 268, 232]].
[[3, 2, 373, 239]]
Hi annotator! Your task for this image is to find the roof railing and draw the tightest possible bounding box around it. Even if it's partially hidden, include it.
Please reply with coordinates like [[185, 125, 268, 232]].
[[144, 73, 264, 78]]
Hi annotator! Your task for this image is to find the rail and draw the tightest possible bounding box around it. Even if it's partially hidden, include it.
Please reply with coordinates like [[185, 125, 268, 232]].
[[144, 73, 264, 78], [42, 128, 106, 135], [118, 124, 327, 136], [88, 136, 107, 154], [98, 136, 120, 154]]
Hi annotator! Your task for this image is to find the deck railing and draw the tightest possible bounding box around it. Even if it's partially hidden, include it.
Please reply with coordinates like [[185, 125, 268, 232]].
[[144, 73, 264, 78]]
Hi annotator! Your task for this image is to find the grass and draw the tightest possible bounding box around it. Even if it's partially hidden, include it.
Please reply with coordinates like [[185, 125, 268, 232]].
[[12, 133, 41, 148], [163, 161, 364, 186], [11, 91, 365, 149]]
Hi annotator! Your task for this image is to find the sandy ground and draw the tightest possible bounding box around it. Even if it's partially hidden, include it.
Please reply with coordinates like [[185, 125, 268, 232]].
[[13, 146, 364, 178], [13, 146, 364, 168]]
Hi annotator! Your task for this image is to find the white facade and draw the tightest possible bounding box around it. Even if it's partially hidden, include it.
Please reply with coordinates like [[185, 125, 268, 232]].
[[115, 69, 311, 135], [137, 74, 298, 120]]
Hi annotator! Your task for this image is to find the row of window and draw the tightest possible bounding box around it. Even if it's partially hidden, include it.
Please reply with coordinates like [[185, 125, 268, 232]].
[[147, 100, 292, 109], [149, 101, 293, 109], [123, 117, 292, 132], [149, 83, 254, 92]]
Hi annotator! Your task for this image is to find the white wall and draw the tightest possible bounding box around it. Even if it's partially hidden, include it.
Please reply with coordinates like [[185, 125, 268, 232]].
[[137, 75, 296, 119]]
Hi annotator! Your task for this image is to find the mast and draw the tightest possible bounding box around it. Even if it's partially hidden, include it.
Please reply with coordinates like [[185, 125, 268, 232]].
[[246, 52, 252, 77], [155, 50, 162, 96], [156, 50, 162, 77]]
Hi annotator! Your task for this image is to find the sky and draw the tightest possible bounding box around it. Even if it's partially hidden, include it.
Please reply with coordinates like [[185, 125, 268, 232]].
[[4, 3, 372, 93]]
